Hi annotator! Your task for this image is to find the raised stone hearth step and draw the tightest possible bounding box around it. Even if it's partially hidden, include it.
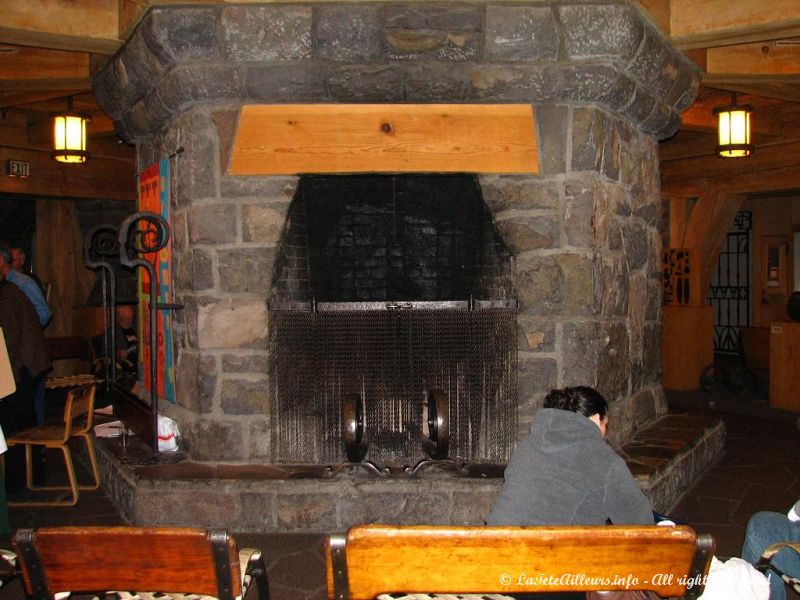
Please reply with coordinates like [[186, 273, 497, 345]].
[[96, 411, 723, 533], [622, 411, 726, 512]]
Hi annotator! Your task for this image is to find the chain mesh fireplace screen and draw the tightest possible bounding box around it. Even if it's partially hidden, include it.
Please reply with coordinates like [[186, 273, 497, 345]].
[[268, 301, 518, 465]]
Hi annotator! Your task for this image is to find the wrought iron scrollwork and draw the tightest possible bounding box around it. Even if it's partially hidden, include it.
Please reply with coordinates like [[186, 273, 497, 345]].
[[83, 224, 121, 396]]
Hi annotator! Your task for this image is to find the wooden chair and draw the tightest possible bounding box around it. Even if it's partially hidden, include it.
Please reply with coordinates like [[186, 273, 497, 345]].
[[7, 384, 99, 506], [326, 524, 715, 600], [13, 526, 270, 600]]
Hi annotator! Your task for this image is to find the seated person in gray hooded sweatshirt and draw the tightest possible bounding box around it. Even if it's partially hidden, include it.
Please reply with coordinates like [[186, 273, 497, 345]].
[[486, 386, 653, 526]]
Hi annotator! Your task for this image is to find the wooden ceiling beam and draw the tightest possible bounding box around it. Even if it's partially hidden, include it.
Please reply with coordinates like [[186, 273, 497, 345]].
[[0, 0, 120, 54], [706, 41, 800, 77], [670, 0, 800, 50], [679, 102, 784, 137], [0, 89, 86, 109], [0, 45, 89, 81], [0, 78, 91, 92]]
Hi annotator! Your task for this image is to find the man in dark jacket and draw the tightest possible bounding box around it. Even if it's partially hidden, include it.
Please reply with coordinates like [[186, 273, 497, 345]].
[[0, 278, 51, 492], [486, 386, 653, 526]]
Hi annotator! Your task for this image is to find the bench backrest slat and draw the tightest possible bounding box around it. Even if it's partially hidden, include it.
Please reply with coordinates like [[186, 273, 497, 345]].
[[325, 525, 715, 600]]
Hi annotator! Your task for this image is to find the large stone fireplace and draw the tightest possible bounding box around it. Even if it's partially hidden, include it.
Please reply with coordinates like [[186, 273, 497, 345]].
[[91, 1, 710, 530]]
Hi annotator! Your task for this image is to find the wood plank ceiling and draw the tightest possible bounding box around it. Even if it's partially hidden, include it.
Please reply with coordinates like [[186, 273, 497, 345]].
[[0, 0, 799, 165]]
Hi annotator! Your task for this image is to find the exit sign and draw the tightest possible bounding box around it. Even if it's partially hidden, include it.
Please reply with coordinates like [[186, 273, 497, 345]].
[[6, 159, 30, 178]]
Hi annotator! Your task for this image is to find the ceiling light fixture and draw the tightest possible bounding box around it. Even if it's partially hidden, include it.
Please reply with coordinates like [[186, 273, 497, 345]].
[[52, 96, 90, 163], [713, 92, 753, 158]]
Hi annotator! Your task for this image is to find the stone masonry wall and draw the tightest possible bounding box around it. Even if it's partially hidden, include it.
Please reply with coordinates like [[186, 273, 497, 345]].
[[140, 101, 665, 460], [104, 1, 700, 462]]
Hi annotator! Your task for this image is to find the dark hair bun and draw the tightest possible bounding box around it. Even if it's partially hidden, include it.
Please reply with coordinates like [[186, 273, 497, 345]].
[[543, 386, 608, 418]]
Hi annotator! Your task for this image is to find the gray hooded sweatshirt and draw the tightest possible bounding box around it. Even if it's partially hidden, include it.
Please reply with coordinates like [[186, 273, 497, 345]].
[[486, 408, 653, 526]]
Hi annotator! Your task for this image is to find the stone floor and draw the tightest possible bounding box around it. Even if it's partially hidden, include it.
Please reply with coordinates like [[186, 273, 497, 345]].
[[0, 385, 797, 600]]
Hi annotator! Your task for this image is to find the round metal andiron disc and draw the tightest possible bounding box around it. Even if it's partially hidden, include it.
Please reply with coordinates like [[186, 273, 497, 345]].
[[425, 389, 449, 459], [342, 393, 368, 463]]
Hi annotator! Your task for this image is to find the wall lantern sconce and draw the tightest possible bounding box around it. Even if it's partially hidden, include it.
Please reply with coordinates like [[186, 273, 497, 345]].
[[52, 97, 90, 163], [713, 93, 753, 158]]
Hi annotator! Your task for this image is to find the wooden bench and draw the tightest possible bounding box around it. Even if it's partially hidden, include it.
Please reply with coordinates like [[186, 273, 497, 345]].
[[325, 525, 715, 600]]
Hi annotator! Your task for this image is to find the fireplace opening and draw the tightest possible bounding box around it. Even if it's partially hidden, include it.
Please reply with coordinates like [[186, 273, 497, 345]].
[[268, 175, 518, 467]]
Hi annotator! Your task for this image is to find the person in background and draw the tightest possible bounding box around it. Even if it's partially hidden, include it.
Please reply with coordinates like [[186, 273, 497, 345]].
[[11, 247, 44, 293], [0, 271, 50, 494], [115, 304, 138, 386], [0, 244, 50, 428], [742, 500, 800, 600], [0, 244, 50, 328]]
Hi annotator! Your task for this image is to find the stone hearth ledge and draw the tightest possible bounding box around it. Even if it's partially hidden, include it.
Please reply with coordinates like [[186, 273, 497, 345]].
[[95, 412, 724, 532], [92, 1, 701, 142]]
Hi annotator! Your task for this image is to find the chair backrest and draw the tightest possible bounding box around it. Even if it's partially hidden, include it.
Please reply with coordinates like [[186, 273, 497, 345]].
[[13, 526, 243, 600], [65, 384, 96, 437], [326, 524, 715, 600]]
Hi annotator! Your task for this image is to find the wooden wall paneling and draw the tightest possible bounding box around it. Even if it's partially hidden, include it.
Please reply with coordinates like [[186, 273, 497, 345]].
[[662, 305, 715, 390], [769, 321, 800, 410], [229, 104, 540, 175], [35, 198, 96, 375]]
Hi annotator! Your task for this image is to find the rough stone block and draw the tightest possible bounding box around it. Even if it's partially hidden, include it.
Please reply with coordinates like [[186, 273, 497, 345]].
[[600, 256, 629, 317], [386, 29, 480, 61], [561, 320, 602, 388], [467, 65, 560, 102], [159, 64, 243, 118], [496, 215, 558, 253], [221, 378, 269, 415], [242, 202, 289, 246], [571, 108, 605, 173], [222, 352, 269, 374], [218, 247, 276, 296], [222, 6, 312, 61], [197, 299, 268, 349], [92, 61, 126, 121], [562, 65, 617, 104], [599, 73, 637, 113], [596, 321, 630, 402], [316, 5, 382, 61], [644, 280, 662, 322], [134, 488, 238, 528], [221, 177, 298, 200], [626, 88, 657, 125], [485, 6, 557, 61], [176, 351, 201, 412], [185, 419, 244, 461], [340, 490, 452, 526], [479, 176, 559, 212], [233, 492, 276, 530], [556, 253, 599, 316], [176, 247, 214, 292], [386, 3, 482, 31], [118, 33, 165, 108], [403, 64, 468, 102], [175, 111, 220, 206], [245, 64, 327, 102], [632, 388, 657, 429], [517, 353, 557, 398], [514, 255, 563, 315], [621, 221, 650, 272], [628, 27, 670, 95], [533, 104, 568, 175], [559, 3, 643, 60], [563, 178, 595, 248], [142, 7, 220, 65], [212, 109, 238, 173], [327, 65, 405, 102], [188, 204, 236, 244], [517, 315, 556, 352], [276, 493, 337, 530], [452, 487, 501, 525], [248, 420, 271, 460], [196, 353, 218, 413]]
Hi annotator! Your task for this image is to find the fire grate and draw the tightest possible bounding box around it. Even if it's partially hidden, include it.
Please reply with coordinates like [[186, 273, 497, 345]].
[[268, 301, 517, 466]]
